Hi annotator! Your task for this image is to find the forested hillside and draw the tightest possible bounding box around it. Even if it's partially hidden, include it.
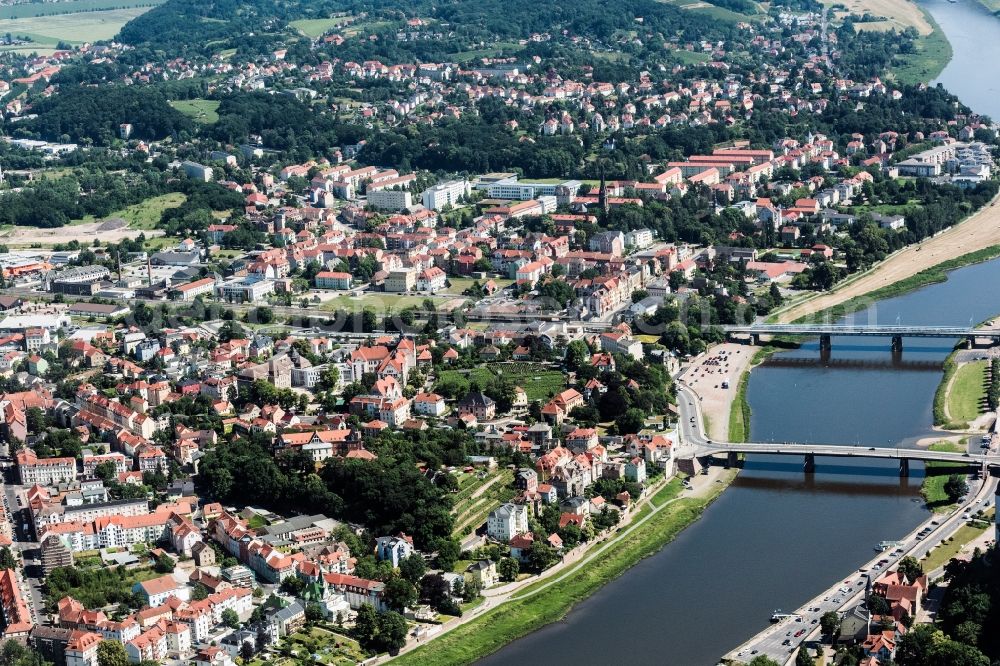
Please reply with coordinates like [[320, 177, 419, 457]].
[[24, 86, 193, 144], [117, 0, 739, 56]]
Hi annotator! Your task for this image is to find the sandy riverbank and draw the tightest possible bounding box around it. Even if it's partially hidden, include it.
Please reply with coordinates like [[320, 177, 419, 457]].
[[778, 193, 1000, 323], [679, 342, 755, 441]]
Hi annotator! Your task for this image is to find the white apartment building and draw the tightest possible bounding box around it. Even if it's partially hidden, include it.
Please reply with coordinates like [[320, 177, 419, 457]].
[[421, 179, 470, 210], [486, 503, 529, 542], [181, 161, 214, 182], [16, 449, 75, 485], [367, 188, 412, 211]]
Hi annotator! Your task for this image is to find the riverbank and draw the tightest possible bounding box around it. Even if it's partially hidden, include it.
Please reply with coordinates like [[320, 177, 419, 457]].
[[973, 0, 1000, 16], [726, 346, 781, 443], [392, 470, 737, 665], [921, 440, 967, 512], [775, 193, 1000, 324], [681, 342, 756, 440], [931, 316, 1000, 430], [934, 352, 965, 429], [819, 0, 949, 83], [778, 243, 1000, 325], [944, 359, 988, 426], [892, 7, 953, 83]]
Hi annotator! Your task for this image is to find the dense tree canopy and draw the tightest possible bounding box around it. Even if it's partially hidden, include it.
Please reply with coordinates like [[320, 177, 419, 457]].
[[16, 86, 193, 144]]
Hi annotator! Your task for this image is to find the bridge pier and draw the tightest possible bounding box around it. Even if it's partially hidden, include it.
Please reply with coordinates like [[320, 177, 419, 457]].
[[819, 334, 831, 352], [891, 335, 903, 353], [727, 451, 739, 469], [804, 454, 816, 473], [967, 335, 975, 350], [820, 345, 831, 365], [749, 334, 759, 346], [899, 459, 910, 478]]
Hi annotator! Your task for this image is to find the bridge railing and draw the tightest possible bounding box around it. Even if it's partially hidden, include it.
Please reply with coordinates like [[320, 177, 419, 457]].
[[722, 325, 977, 335]]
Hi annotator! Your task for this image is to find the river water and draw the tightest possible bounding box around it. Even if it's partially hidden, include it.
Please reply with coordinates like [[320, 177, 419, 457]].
[[925, 0, 1000, 120], [481, 6, 1000, 663]]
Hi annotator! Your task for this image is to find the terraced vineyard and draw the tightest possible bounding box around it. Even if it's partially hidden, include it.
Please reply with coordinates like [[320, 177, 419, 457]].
[[436, 362, 567, 403], [452, 469, 515, 537]]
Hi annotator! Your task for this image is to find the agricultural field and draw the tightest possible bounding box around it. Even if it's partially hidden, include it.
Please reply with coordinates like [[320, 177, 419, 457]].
[[289, 16, 352, 38], [822, 0, 933, 35], [437, 363, 566, 402], [0, 7, 154, 46], [71, 192, 187, 230], [656, 0, 762, 22], [0, 42, 57, 55], [437, 367, 495, 389], [168, 99, 221, 124], [0, 0, 164, 19], [342, 19, 393, 37], [669, 49, 711, 65], [487, 362, 567, 401]]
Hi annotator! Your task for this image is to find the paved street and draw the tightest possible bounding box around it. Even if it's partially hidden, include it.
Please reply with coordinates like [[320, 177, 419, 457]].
[[0, 469, 43, 625], [724, 468, 997, 664], [674, 374, 998, 664]]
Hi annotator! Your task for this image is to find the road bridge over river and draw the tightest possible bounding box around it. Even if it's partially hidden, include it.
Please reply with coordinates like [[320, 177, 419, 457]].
[[723, 324, 996, 352], [676, 384, 993, 475]]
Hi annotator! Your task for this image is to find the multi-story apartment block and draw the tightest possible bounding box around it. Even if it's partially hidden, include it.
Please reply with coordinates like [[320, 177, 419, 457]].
[[16, 448, 75, 485], [421, 179, 470, 210]]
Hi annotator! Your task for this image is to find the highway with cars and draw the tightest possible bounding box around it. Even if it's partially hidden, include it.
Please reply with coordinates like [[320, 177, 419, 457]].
[[723, 473, 996, 664], [674, 380, 998, 664]]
